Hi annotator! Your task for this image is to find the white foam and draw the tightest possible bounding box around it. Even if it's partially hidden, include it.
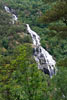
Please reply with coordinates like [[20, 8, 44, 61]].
[[26, 24, 57, 78], [4, 6, 18, 24], [4, 6, 11, 13]]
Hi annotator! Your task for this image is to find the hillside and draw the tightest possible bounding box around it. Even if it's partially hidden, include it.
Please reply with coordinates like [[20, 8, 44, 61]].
[[0, 0, 67, 100], [0, 6, 32, 55]]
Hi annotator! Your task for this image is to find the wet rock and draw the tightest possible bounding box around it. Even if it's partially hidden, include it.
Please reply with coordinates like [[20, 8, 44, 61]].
[[43, 68, 50, 75]]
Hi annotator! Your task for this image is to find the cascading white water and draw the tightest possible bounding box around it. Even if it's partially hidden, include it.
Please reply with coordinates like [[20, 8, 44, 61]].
[[4, 6, 11, 13], [4, 5, 57, 78], [4, 6, 18, 24], [12, 14, 18, 24], [26, 24, 57, 78]]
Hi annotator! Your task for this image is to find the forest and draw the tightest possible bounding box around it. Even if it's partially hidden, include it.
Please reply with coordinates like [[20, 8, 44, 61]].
[[0, 0, 67, 100]]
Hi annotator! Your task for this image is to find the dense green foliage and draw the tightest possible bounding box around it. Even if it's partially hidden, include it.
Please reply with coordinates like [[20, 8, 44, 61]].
[[0, 0, 67, 100], [0, 44, 67, 100]]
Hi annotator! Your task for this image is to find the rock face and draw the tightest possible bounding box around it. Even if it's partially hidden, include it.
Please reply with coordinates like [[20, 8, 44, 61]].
[[26, 24, 57, 78]]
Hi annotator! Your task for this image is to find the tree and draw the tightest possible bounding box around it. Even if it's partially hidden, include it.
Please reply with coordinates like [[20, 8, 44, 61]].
[[41, 1, 67, 23], [40, 0, 67, 39], [0, 44, 49, 100]]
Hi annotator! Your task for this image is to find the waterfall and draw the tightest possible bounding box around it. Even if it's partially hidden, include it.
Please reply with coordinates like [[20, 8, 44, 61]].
[[12, 14, 18, 24], [4, 6, 11, 13], [26, 24, 57, 78], [4, 5, 57, 78], [4, 6, 18, 24]]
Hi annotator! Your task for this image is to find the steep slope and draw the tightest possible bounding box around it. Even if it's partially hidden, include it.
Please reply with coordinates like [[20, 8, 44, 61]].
[[0, 0, 67, 100], [1, 0, 66, 61], [0, 3, 32, 56]]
